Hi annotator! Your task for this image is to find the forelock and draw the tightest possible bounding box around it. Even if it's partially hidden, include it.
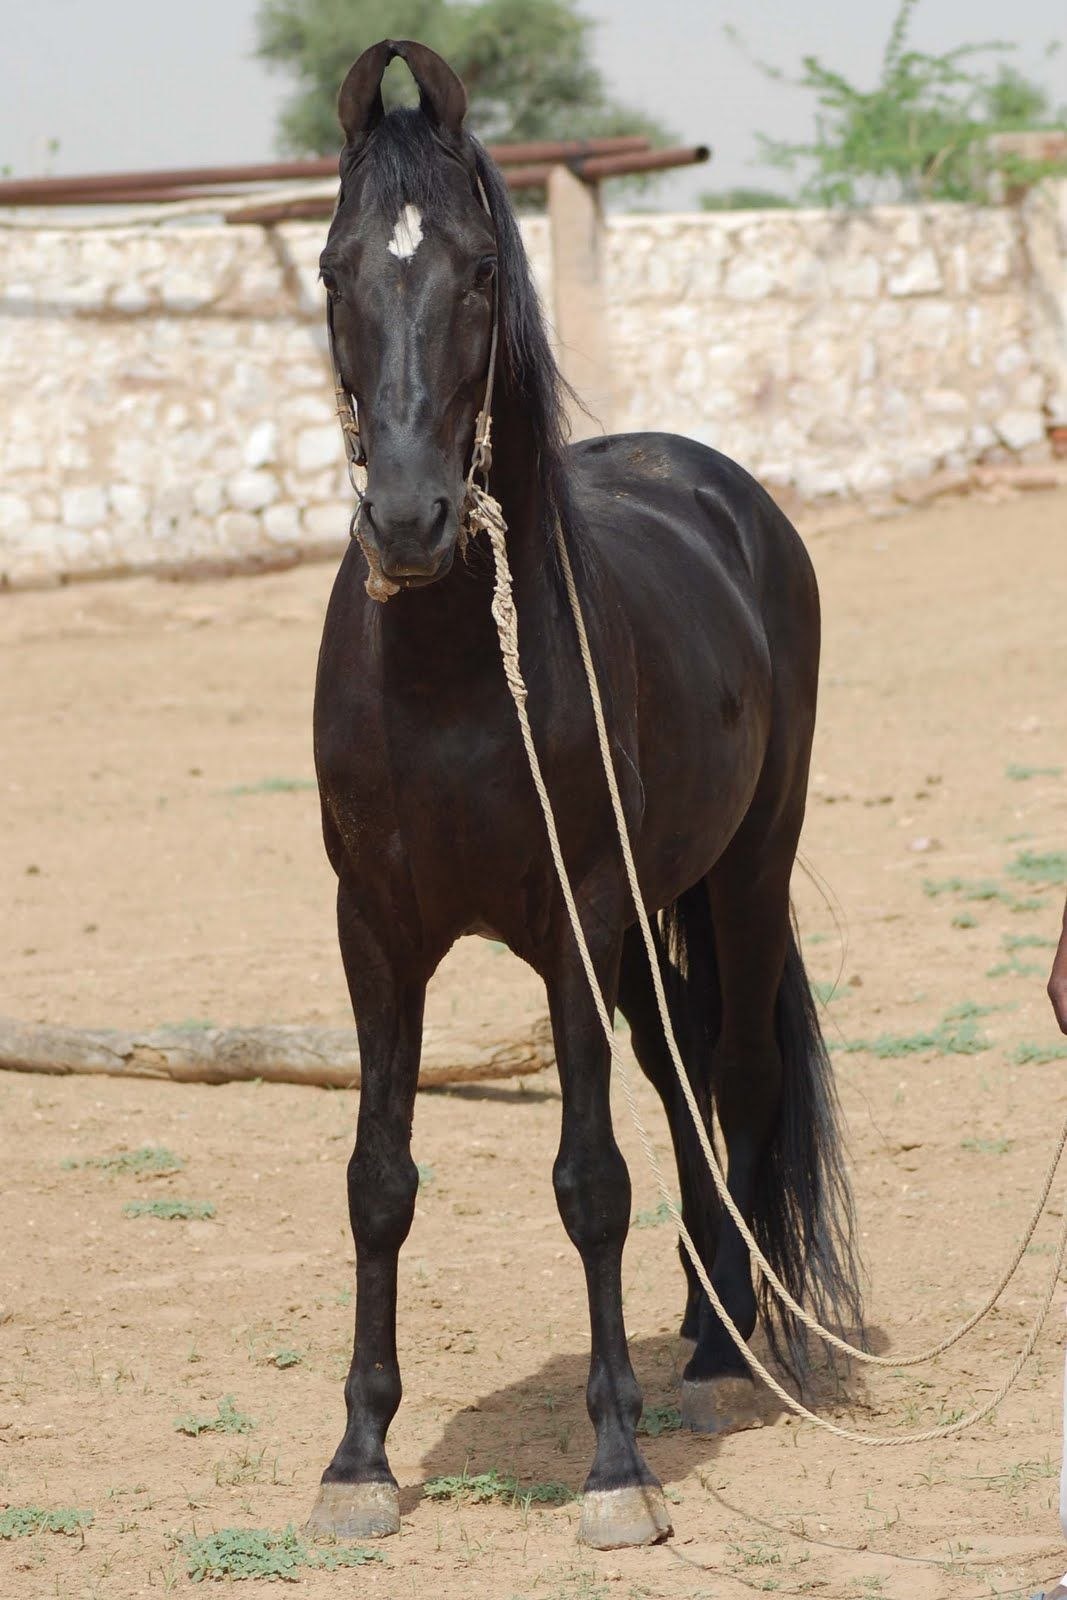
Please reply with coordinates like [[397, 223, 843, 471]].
[[339, 108, 469, 223]]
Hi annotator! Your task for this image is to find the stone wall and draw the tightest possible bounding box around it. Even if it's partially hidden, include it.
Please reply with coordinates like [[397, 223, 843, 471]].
[[606, 190, 1066, 501], [1, 185, 1064, 585]]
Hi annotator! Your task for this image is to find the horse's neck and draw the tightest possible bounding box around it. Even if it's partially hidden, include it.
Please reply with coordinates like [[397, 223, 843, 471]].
[[488, 391, 547, 550]]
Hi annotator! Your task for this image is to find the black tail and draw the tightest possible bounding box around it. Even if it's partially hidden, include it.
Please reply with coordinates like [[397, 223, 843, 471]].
[[661, 898, 864, 1382], [758, 918, 864, 1377]]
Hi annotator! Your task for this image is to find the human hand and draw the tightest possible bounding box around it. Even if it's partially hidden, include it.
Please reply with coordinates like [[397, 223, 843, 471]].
[[1050, 896, 1067, 1034]]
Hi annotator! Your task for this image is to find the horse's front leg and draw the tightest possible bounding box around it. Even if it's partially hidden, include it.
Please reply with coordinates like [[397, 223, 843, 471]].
[[307, 881, 425, 1541], [545, 921, 672, 1550]]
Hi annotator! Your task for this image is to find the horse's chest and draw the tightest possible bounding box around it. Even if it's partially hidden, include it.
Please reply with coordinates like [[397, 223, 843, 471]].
[[396, 716, 538, 861], [323, 685, 575, 942]]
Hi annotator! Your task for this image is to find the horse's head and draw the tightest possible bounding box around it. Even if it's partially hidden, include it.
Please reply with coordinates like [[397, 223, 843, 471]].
[[320, 41, 497, 589]]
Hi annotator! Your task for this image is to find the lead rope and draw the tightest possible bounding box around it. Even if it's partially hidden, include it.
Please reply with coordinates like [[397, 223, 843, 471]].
[[549, 522, 1067, 1372], [327, 194, 1065, 1440], [479, 501, 1067, 1445]]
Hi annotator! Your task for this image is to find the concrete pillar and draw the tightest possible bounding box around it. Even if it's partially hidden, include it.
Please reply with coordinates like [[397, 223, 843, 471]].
[[1021, 177, 1067, 434], [546, 164, 616, 441]]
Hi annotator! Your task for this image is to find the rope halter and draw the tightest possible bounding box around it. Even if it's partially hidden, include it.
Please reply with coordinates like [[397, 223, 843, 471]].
[[327, 172, 503, 603]]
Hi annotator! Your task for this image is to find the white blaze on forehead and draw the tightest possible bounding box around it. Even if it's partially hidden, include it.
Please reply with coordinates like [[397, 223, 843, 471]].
[[387, 204, 424, 261]]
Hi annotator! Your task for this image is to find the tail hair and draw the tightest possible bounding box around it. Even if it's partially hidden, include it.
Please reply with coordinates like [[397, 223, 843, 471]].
[[662, 895, 864, 1384], [757, 915, 864, 1379]]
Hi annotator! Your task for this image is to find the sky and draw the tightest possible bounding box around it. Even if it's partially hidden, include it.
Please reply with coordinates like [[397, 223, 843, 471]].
[[1, 0, 1064, 209]]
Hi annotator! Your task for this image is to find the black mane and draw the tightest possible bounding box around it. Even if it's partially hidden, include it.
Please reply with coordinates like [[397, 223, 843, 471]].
[[469, 134, 575, 543], [339, 109, 583, 571]]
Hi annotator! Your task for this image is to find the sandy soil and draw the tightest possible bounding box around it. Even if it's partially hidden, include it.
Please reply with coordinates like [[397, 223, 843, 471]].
[[2, 488, 1066, 1600]]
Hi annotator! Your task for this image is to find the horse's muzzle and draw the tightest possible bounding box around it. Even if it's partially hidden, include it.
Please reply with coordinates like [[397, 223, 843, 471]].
[[362, 496, 458, 587]]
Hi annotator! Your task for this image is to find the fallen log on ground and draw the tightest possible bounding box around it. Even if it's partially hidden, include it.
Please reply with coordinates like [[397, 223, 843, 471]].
[[0, 1016, 554, 1089]]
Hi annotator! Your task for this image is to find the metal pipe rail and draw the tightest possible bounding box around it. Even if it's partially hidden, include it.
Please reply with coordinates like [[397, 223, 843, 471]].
[[223, 146, 712, 227], [0, 137, 654, 208]]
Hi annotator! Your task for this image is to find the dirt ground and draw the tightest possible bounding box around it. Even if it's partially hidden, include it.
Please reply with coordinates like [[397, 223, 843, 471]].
[[2, 488, 1066, 1600]]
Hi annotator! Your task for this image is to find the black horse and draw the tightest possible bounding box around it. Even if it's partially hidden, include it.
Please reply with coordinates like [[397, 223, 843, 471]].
[[310, 39, 861, 1550]]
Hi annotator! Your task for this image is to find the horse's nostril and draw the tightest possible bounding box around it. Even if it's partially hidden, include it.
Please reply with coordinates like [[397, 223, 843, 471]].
[[430, 497, 449, 543]]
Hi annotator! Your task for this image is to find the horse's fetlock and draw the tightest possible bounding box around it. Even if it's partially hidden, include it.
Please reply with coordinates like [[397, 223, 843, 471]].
[[345, 1362, 402, 1427]]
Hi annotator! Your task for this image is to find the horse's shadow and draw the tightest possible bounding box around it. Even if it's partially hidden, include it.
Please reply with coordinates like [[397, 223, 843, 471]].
[[421, 1078, 560, 1106], [410, 1323, 885, 1510]]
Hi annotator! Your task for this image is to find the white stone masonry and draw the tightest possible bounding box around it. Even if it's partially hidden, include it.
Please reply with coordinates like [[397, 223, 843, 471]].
[[0, 189, 1063, 584]]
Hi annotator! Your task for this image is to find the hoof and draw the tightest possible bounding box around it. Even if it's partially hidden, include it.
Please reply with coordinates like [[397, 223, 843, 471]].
[[305, 1479, 400, 1540], [681, 1374, 764, 1435], [578, 1484, 672, 1549]]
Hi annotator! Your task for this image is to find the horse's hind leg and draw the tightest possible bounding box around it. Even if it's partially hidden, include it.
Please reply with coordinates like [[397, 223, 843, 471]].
[[678, 842, 795, 1433], [685, 761, 863, 1437], [543, 906, 672, 1550], [616, 899, 721, 1344]]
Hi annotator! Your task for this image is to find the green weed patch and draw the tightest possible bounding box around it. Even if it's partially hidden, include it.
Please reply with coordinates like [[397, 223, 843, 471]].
[[124, 1199, 215, 1221], [924, 877, 1003, 902], [836, 1010, 991, 1058], [811, 979, 840, 1004], [986, 959, 1042, 979], [225, 777, 316, 797], [270, 1348, 303, 1370], [0, 1506, 93, 1539], [923, 877, 1047, 914], [175, 1396, 255, 1438], [637, 1403, 683, 1437], [1005, 764, 1063, 782], [423, 1468, 572, 1507], [64, 1145, 184, 1176], [183, 1525, 384, 1581], [1012, 1042, 1067, 1065], [1008, 850, 1067, 887]]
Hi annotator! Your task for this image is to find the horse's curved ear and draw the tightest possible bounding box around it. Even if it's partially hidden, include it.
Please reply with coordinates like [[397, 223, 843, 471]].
[[338, 38, 468, 147], [386, 39, 468, 138], [337, 41, 393, 144]]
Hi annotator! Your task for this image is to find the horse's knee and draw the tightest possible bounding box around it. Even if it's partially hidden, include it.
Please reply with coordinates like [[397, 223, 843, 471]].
[[553, 1138, 631, 1253], [347, 1145, 418, 1253]]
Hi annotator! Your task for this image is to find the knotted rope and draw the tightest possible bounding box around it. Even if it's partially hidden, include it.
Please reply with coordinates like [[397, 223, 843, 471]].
[[477, 485, 1067, 1446]]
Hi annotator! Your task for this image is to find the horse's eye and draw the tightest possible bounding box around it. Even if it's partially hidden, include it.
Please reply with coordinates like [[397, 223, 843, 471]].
[[320, 267, 341, 301], [474, 256, 497, 287]]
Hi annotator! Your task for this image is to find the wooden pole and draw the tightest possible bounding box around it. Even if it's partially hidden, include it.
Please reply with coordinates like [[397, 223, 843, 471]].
[[546, 164, 616, 442], [0, 1016, 553, 1090]]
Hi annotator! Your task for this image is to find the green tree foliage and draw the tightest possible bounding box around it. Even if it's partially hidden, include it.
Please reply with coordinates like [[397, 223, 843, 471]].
[[255, 0, 670, 155], [732, 0, 1066, 205], [699, 186, 792, 212]]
